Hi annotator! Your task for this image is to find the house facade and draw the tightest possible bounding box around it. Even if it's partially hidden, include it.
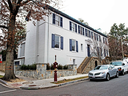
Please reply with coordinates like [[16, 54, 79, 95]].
[[16, 6, 109, 68]]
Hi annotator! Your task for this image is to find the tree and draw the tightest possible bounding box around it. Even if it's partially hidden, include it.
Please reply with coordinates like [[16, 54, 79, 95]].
[[109, 23, 128, 60], [0, 0, 60, 80], [78, 18, 89, 26], [90, 38, 107, 63]]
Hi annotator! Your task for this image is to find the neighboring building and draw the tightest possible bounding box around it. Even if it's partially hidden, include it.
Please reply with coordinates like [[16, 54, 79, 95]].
[[16, 6, 109, 68]]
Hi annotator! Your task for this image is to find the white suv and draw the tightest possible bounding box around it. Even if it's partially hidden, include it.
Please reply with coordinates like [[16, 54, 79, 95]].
[[110, 61, 128, 75]]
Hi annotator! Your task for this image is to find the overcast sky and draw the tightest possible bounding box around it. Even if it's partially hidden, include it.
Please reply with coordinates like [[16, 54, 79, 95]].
[[60, 0, 128, 34], [0, 0, 128, 34]]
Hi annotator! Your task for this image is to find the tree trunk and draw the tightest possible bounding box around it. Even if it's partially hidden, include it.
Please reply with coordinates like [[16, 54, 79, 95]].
[[3, 14, 16, 80], [3, 47, 16, 80]]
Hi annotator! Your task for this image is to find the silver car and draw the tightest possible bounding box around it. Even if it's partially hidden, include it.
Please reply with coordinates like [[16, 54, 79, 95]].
[[88, 65, 119, 81]]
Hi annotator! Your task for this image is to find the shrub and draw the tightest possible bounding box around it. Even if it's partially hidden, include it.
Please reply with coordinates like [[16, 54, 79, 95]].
[[47, 63, 51, 70], [63, 65, 68, 69], [58, 64, 63, 70], [51, 64, 54, 70], [20, 64, 36, 70]]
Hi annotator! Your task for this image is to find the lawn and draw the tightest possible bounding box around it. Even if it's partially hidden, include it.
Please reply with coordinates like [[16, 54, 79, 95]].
[[52, 76, 88, 84], [0, 75, 3, 78]]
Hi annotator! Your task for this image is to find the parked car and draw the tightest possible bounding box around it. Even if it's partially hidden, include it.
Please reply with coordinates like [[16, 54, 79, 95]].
[[88, 65, 119, 81], [110, 61, 128, 75], [123, 58, 128, 64]]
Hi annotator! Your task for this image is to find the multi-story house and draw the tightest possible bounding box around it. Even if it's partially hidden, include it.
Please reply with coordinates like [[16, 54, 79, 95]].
[[16, 6, 109, 68]]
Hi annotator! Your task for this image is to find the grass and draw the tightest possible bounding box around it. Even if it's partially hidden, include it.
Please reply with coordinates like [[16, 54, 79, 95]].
[[52, 76, 88, 84], [0, 75, 3, 78]]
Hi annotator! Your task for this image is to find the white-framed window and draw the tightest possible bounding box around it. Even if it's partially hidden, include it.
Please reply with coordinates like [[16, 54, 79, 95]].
[[54, 35, 60, 48], [69, 21, 77, 32], [53, 13, 63, 27], [69, 39, 78, 52], [73, 59, 75, 64], [52, 34, 63, 50], [55, 15, 60, 26], [72, 40, 76, 51], [78, 25, 84, 35], [81, 44, 83, 51], [20, 43, 25, 57]]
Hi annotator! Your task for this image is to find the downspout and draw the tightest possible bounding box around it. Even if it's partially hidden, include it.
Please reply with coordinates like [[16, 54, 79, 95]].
[[47, 10, 50, 64], [35, 21, 39, 64]]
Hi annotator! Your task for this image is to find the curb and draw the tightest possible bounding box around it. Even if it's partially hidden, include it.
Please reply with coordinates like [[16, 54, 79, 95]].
[[58, 78, 89, 86], [20, 86, 39, 90], [20, 78, 88, 90], [0, 79, 7, 85], [20, 85, 59, 90]]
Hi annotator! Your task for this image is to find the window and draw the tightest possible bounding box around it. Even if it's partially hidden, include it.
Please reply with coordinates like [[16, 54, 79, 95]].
[[97, 34, 98, 41], [81, 44, 83, 51], [99, 35, 101, 42], [55, 35, 59, 48], [85, 29, 87, 36], [20, 43, 25, 57], [88, 30, 91, 38], [78, 26, 84, 35], [104, 49, 106, 57], [52, 34, 63, 50], [73, 59, 75, 64], [69, 21, 77, 32], [94, 33, 97, 40], [53, 13, 63, 27], [91, 31, 93, 39], [69, 39, 78, 52]]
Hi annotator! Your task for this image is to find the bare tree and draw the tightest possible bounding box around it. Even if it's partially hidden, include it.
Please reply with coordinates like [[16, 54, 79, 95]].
[[91, 38, 109, 63], [0, 0, 60, 80]]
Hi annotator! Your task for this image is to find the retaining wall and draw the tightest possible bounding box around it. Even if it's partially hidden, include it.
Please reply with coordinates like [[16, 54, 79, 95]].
[[15, 64, 77, 79]]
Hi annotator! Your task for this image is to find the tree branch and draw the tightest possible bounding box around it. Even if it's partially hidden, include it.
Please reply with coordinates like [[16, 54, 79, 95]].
[[19, 0, 32, 6], [3, 0, 10, 11], [0, 25, 8, 29], [7, 0, 13, 12], [17, 0, 23, 4]]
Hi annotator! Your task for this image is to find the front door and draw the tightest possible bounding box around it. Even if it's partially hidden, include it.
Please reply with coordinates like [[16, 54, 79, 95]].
[[87, 45, 90, 57]]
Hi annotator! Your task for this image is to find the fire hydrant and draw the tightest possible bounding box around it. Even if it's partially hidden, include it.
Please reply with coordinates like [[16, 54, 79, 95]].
[[53, 55, 58, 83]]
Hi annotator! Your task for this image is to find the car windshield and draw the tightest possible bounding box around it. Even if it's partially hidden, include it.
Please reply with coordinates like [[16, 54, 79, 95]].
[[94, 65, 108, 70], [110, 61, 122, 66]]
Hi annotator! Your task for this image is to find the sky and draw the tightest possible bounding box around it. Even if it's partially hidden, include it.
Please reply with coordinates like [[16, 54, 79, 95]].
[[60, 0, 128, 34], [0, 0, 128, 34]]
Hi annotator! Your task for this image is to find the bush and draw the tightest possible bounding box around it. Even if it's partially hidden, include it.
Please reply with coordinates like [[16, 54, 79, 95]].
[[47, 63, 51, 70], [63, 65, 68, 69], [46, 64, 68, 70], [51, 64, 54, 70], [58, 64, 63, 70], [20, 64, 36, 70]]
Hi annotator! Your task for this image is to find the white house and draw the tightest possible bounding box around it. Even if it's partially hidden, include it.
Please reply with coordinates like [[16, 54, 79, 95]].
[[16, 6, 109, 68]]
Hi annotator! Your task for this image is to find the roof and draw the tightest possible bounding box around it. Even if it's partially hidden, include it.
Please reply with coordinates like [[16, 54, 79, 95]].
[[46, 5, 107, 37]]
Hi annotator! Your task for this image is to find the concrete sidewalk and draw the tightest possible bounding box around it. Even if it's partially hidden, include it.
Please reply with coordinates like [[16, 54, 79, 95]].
[[0, 71, 88, 90]]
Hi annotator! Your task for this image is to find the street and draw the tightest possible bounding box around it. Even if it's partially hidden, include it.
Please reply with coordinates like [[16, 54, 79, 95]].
[[0, 74, 128, 96]]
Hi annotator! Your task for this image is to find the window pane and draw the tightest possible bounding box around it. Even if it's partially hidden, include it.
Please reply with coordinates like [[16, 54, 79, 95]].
[[55, 35, 59, 48], [72, 40, 75, 51]]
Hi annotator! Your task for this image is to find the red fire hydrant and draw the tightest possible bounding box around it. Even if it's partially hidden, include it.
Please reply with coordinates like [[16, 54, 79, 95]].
[[54, 55, 58, 83]]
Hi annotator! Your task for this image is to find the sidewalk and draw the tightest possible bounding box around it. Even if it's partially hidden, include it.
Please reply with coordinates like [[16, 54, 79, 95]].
[[0, 71, 88, 90]]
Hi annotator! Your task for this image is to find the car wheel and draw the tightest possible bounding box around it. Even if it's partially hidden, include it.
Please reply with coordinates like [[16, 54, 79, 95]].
[[116, 72, 119, 78], [106, 74, 110, 81], [122, 70, 124, 75]]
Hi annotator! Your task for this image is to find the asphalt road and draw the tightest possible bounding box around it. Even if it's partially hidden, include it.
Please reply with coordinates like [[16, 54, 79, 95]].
[[0, 74, 128, 96], [0, 83, 16, 94]]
